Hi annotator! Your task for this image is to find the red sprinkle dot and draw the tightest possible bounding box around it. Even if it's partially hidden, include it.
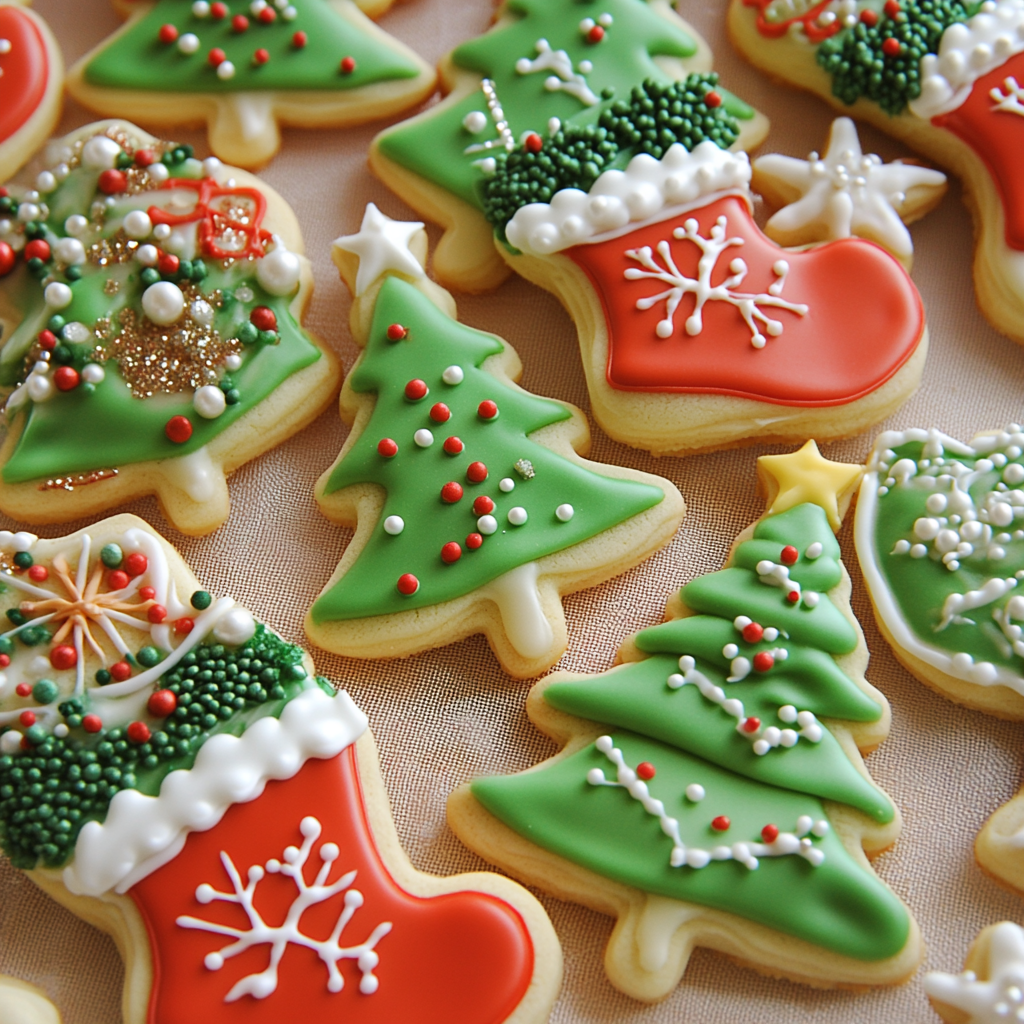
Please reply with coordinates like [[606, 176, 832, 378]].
[[148, 689, 178, 717], [397, 573, 419, 595], [441, 481, 464, 504], [0, 241, 15, 277], [259, 6, 276, 22], [27, 565, 48, 582], [786, 590, 800, 604], [405, 379, 428, 401], [127, 721, 151, 744], [158, 23, 179, 43], [254, 47, 270, 65], [174, 617, 194, 635], [386, 323, 407, 341], [761, 823, 780, 844], [292, 30, 308, 47], [882, 36, 902, 56], [139, 586, 156, 600], [99, 168, 128, 194], [82, 714, 103, 733], [158, 253, 180, 276], [340, 55, 356, 74], [860, 8, 878, 24], [466, 532, 483, 550], [705, 90, 722, 108], [232, 13, 249, 31], [135, 148, 156, 168], [19, 711, 36, 727], [250, 306, 277, 331], [884, 0, 901, 13], [110, 662, 132, 682], [377, 438, 398, 458], [473, 495, 495, 515], [742, 621, 763, 643], [636, 762, 656, 780], [15, 683, 31, 697], [587, 24, 605, 42], [443, 436, 464, 456], [430, 403, 451, 423], [524, 132, 543, 153], [124, 552, 148, 578], [38, 330, 57, 350], [711, 815, 731, 832], [441, 541, 462, 564], [108, 570, 129, 590], [752, 651, 775, 673], [165, 415, 193, 444], [50, 645, 77, 670], [24, 239, 51, 263], [741, 717, 761, 733], [210, 0, 228, 15], [208, 47, 227, 67], [478, 400, 498, 420], [147, 604, 168, 624], [466, 461, 488, 483], [0, 654, 9, 668], [54, 366, 80, 392], [780, 545, 798, 565]]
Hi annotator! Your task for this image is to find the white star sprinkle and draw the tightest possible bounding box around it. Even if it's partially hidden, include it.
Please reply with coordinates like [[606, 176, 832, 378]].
[[332, 203, 425, 296], [752, 117, 946, 266]]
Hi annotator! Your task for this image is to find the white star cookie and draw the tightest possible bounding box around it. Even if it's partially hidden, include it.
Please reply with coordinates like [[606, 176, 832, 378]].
[[752, 117, 947, 269], [925, 921, 1024, 1023], [333, 203, 427, 296]]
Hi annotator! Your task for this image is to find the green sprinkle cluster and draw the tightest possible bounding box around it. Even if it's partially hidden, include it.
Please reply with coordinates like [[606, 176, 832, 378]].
[[816, 0, 978, 115], [482, 75, 740, 232], [0, 625, 315, 869]]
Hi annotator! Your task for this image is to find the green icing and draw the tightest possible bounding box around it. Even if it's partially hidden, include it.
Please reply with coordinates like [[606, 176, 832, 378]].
[[377, 0, 718, 210], [85, 0, 420, 93], [311, 276, 664, 622], [472, 730, 909, 961]]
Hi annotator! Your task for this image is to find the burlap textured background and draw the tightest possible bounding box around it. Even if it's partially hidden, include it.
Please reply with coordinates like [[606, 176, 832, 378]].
[[2, 0, 1024, 1020]]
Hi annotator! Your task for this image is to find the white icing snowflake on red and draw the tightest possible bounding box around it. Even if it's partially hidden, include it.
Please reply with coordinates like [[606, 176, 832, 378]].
[[991, 75, 1024, 116]]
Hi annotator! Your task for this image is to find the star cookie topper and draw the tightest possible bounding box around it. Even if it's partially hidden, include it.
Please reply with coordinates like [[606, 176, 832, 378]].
[[752, 117, 947, 268], [757, 439, 862, 532], [332, 203, 426, 297]]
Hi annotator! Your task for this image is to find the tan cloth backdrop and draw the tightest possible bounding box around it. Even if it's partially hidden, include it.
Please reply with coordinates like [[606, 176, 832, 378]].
[[3, 0, 1024, 1021]]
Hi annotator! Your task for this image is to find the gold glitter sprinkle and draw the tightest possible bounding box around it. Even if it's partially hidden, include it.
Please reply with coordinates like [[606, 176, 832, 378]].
[[39, 468, 119, 492], [103, 278, 121, 296], [87, 230, 139, 266]]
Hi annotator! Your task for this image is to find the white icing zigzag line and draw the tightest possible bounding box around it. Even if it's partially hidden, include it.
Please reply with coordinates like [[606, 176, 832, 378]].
[[63, 687, 368, 896], [515, 39, 599, 106], [991, 74, 1024, 114], [177, 815, 392, 1003], [586, 736, 827, 869], [624, 215, 809, 348]]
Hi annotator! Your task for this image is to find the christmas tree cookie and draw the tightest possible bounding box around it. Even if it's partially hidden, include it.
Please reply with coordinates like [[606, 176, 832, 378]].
[[370, 0, 769, 291], [449, 442, 922, 1001], [305, 204, 685, 678], [729, 0, 1024, 344], [0, 515, 562, 1024], [0, 121, 340, 536], [67, 0, 435, 168], [0, 2, 63, 182], [492, 109, 932, 456]]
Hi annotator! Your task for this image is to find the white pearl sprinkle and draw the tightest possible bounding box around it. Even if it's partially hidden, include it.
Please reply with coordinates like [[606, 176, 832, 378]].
[[192, 0, 210, 15], [685, 784, 705, 802], [463, 110, 488, 133], [153, 222, 172, 240], [508, 506, 528, 526], [217, 60, 236, 80], [414, 428, 434, 448], [35, 171, 57, 194], [499, 477, 515, 493], [81, 363, 105, 385], [44, 282, 73, 310], [383, 515, 405, 536], [477, 515, 498, 535], [64, 214, 89, 237], [225, 353, 242, 371], [142, 281, 185, 325], [178, 33, 200, 54], [123, 209, 153, 240], [148, 163, 170, 184], [442, 365, 464, 385], [555, 503, 574, 522], [136, 243, 159, 267], [193, 385, 226, 419], [0, 40, 11, 56], [53, 723, 70, 738], [54, 237, 86, 266], [81, 135, 121, 170]]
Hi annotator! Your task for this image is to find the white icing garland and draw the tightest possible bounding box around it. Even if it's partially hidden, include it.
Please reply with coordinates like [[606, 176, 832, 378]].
[[514, 39, 599, 107], [63, 687, 368, 896], [992, 74, 1024, 114], [586, 736, 827, 869], [178, 815, 391, 1002]]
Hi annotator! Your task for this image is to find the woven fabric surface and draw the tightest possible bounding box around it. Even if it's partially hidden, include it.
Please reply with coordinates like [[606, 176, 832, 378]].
[[2, 0, 1024, 1021]]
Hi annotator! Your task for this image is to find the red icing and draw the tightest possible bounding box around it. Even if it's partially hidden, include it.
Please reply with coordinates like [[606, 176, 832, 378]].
[[130, 746, 534, 1024], [568, 195, 923, 405], [0, 7, 49, 145], [741, 0, 841, 42], [932, 50, 1024, 251]]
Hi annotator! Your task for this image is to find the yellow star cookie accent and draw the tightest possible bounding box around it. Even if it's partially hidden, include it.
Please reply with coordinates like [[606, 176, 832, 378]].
[[757, 440, 862, 532]]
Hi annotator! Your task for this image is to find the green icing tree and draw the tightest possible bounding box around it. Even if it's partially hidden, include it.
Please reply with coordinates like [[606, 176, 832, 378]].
[[310, 275, 665, 625], [471, 501, 912, 962]]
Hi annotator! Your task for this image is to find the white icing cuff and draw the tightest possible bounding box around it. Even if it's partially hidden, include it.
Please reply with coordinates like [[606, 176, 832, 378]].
[[63, 686, 368, 896], [910, 0, 1024, 118], [504, 140, 752, 256]]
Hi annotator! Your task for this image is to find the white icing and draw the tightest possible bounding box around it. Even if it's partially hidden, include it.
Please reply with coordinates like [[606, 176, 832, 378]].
[[911, 0, 1024, 119], [505, 141, 752, 255], [479, 561, 554, 659], [63, 687, 368, 896], [514, 38, 599, 106], [160, 445, 220, 502], [178, 814, 391, 1001], [753, 117, 946, 261], [992, 74, 1024, 114], [464, 79, 515, 156], [332, 203, 425, 296], [635, 896, 703, 973]]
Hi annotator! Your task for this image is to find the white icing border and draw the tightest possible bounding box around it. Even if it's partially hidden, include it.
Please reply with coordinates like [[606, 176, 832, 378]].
[[504, 141, 752, 256], [910, 0, 1024, 119], [63, 686, 368, 896]]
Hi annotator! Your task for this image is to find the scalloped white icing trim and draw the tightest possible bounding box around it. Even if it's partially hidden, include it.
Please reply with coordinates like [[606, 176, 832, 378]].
[[910, 0, 1024, 119], [62, 686, 368, 896], [504, 140, 752, 256]]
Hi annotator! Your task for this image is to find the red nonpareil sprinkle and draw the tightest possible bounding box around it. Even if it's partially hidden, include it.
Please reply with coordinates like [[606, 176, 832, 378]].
[[174, 617, 194, 635], [711, 815, 730, 832], [15, 683, 31, 697], [704, 90, 722, 108], [211, 2, 228, 18], [860, 8, 878, 24], [23, 239, 50, 263], [741, 717, 761, 733], [253, 48, 270, 65], [441, 542, 462, 564], [430, 403, 451, 423], [466, 461, 488, 483], [139, 586, 156, 600], [110, 662, 132, 682], [340, 56, 356, 74], [586, 24, 604, 42], [27, 565, 48, 582], [752, 651, 775, 673], [165, 415, 193, 444], [232, 13, 250, 31], [636, 761, 656, 780], [107, 569, 129, 590], [0, 241, 14, 277], [50, 645, 77, 670], [524, 132, 543, 153], [473, 495, 494, 515], [19, 711, 36, 727], [466, 532, 483, 550], [478, 400, 498, 420], [250, 306, 277, 331], [780, 545, 798, 565], [37, 330, 57, 350], [404, 379, 428, 401], [443, 436, 463, 455], [135, 148, 156, 168], [158, 253, 180, 276], [0, 655, 9, 668], [884, 0, 901, 14], [377, 438, 398, 458], [259, 6, 276, 22], [761, 823, 780, 844], [54, 367, 80, 392], [882, 36, 902, 56], [292, 30, 308, 47], [208, 47, 227, 67], [158, 23, 179, 43], [124, 552, 148, 578], [742, 621, 763, 643], [386, 323, 407, 341], [127, 721, 151, 744], [441, 481, 464, 504], [82, 714, 103, 733], [148, 689, 178, 717], [396, 573, 419, 595], [786, 590, 800, 604], [147, 604, 168, 624]]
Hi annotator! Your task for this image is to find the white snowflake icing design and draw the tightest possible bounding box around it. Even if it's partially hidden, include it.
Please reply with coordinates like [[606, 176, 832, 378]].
[[991, 75, 1024, 116], [515, 39, 599, 107], [624, 215, 808, 348], [177, 816, 392, 1003]]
